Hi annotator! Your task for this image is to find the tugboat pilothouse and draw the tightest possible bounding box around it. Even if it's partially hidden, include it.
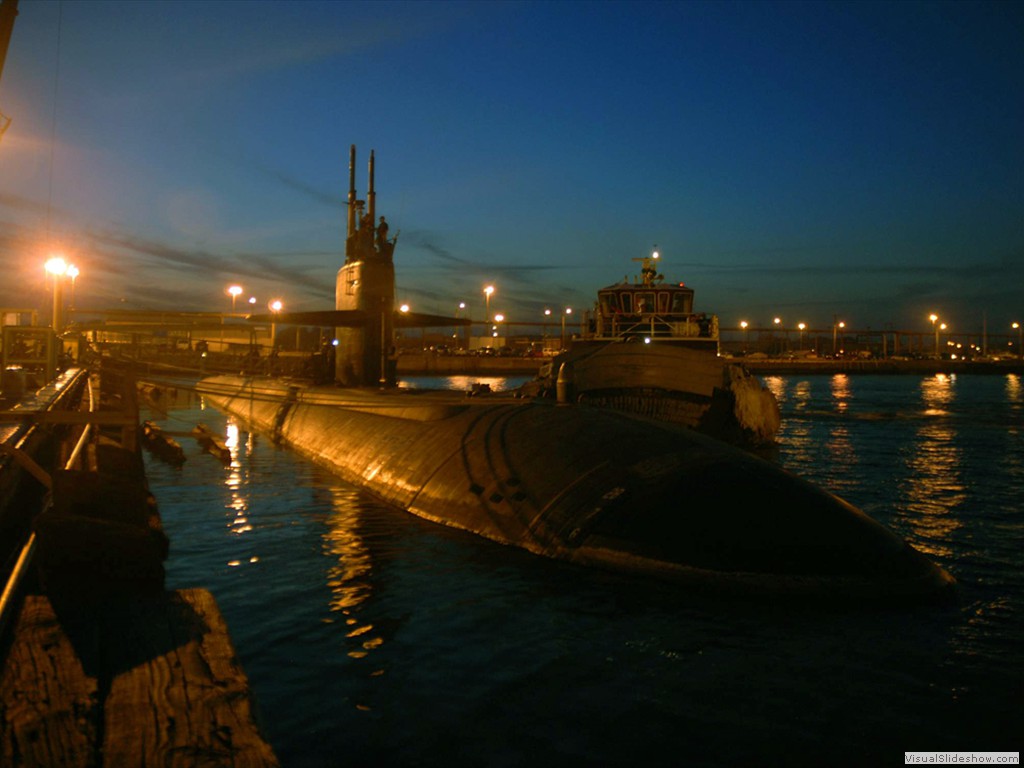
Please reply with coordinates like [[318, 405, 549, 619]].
[[534, 248, 780, 447], [590, 249, 719, 349]]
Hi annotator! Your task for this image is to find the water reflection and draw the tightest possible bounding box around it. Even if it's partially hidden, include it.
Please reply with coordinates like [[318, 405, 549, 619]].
[[1006, 374, 1021, 402], [778, 379, 815, 471], [898, 375, 965, 558], [826, 375, 857, 491], [1006, 374, 1021, 435], [830, 374, 850, 414], [224, 419, 253, 536], [322, 486, 379, 661], [399, 375, 523, 392]]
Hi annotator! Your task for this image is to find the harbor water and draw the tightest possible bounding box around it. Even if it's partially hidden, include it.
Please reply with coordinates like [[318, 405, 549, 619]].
[[141, 373, 1022, 767]]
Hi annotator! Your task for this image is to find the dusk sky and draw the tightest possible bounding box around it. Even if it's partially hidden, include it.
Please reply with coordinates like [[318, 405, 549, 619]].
[[1, 0, 1021, 334]]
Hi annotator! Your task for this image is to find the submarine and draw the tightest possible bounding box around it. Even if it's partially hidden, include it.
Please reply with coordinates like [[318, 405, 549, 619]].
[[198, 147, 954, 601]]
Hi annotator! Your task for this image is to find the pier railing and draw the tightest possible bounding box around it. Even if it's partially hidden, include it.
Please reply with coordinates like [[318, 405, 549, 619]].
[[0, 367, 142, 636]]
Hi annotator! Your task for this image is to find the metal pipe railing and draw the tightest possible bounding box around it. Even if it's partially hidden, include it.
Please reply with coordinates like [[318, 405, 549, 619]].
[[0, 370, 94, 636]]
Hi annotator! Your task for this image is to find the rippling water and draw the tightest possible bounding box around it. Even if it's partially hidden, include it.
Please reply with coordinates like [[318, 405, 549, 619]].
[[142, 374, 1023, 767]]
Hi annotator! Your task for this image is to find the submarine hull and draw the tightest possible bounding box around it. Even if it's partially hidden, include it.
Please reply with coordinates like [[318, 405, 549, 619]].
[[197, 375, 954, 601]]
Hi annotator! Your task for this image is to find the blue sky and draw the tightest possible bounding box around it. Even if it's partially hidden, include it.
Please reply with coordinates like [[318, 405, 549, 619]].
[[1, 0, 1021, 334]]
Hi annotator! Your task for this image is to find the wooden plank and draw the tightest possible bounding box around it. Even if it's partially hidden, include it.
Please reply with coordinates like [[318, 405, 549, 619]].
[[101, 589, 279, 767], [0, 595, 99, 768]]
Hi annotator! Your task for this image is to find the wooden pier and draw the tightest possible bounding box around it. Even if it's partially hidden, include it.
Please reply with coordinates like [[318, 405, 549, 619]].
[[1, 588, 278, 767], [1, 361, 278, 767]]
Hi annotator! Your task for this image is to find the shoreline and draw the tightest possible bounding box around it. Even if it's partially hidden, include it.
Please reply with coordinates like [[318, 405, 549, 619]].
[[395, 352, 1024, 377]]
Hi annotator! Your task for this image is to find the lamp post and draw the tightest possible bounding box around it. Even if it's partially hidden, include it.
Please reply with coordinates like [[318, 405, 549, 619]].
[[929, 314, 940, 359], [228, 285, 243, 312], [493, 313, 504, 343], [773, 316, 783, 355], [454, 302, 466, 349], [798, 322, 806, 351], [44, 257, 68, 331], [483, 285, 495, 336], [44, 257, 69, 378], [1013, 322, 1022, 361], [269, 299, 283, 350], [560, 307, 573, 350], [740, 320, 748, 353], [66, 265, 79, 311], [832, 317, 845, 357]]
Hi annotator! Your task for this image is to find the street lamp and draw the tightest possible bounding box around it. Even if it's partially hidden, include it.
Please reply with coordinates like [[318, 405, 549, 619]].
[[1013, 322, 1022, 361], [929, 313, 939, 359], [798, 322, 806, 350], [773, 317, 784, 354], [483, 285, 495, 332], [454, 302, 466, 349], [561, 307, 573, 349], [44, 256, 69, 331], [66, 265, 79, 311], [832, 318, 845, 357], [269, 299, 283, 350], [228, 285, 243, 312], [740, 320, 749, 353]]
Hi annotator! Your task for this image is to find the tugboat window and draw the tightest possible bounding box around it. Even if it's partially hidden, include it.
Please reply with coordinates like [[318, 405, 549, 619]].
[[658, 292, 669, 313], [636, 292, 655, 314], [620, 293, 633, 313]]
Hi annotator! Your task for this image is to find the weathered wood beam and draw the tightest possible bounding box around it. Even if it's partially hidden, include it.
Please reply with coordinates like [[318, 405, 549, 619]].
[[0, 596, 99, 768]]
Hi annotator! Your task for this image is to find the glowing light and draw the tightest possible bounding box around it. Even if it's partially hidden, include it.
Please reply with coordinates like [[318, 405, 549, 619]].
[[399, 303, 410, 313], [269, 299, 283, 312], [45, 256, 68, 276], [493, 313, 504, 322]]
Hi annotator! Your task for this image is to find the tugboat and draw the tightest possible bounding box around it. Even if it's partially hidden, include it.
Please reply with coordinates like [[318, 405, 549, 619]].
[[532, 249, 780, 447]]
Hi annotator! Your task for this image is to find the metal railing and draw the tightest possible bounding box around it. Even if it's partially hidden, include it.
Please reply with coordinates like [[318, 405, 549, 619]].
[[592, 312, 720, 341], [0, 370, 93, 636]]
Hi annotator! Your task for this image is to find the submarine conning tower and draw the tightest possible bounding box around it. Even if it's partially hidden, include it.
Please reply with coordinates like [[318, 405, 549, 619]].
[[336, 144, 398, 387]]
